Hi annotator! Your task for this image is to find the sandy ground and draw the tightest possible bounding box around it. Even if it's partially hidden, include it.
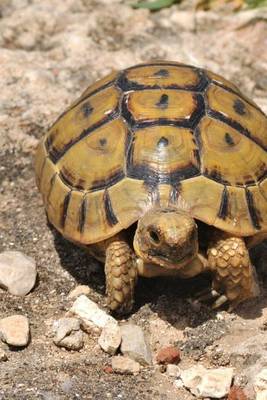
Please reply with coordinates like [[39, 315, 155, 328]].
[[0, 1, 267, 399]]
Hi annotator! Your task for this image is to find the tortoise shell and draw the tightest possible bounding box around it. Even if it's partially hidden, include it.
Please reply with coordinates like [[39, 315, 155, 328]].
[[35, 61, 267, 244]]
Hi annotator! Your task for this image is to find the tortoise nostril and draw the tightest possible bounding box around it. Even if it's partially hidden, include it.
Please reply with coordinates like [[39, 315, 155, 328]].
[[149, 229, 160, 244]]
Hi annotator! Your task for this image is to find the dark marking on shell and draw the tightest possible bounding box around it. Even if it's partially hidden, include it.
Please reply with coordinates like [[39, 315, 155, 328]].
[[48, 79, 117, 130], [126, 61, 194, 70], [121, 94, 135, 128], [127, 157, 200, 185], [59, 170, 85, 191], [59, 170, 73, 188], [47, 108, 120, 163], [205, 168, 230, 186], [104, 189, 119, 227], [218, 186, 229, 220], [124, 129, 133, 158], [79, 195, 87, 233], [37, 156, 48, 189], [61, 191, 72, 228], [90, 170, 125, 192], [157, 137, 169, 148], [99, 138, 107, 146], [193, 148, 201, 168], [81, 101, 94, 118], [156, 94, 169, 109], [153, 69, 169, 77], [233, 98, 246, 116], [169, 183, 181, 205], [117, 69, 209, 92], [130, 93, 205, 130], [47, 173, 57, 203], [117, 73, 149, 92], [211, 81, 264, 115], [245, 188, 261, 230], [224, 132, 235, 146], [207, 109, 267, 151]]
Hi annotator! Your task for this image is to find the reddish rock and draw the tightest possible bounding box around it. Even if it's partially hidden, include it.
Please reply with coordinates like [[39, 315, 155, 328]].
[[228, 386, 247, 400], [103, 365, 113, 374], [156, 346, 181, 365]]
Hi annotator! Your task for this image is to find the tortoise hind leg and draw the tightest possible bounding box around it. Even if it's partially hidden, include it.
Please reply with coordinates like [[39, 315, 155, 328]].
[[105, 240, 137, 314], [207, 236, 260, 310]]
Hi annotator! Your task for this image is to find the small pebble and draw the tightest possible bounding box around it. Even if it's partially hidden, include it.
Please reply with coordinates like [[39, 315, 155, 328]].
[[103, 365, 113, 374], [166, 364, 181, 378], [0, 315, 30, 347], [112, 355, 140, 375], [68, 285, 90, 299], [53, 318, 84, 350], [120, 323, 152, 366], [70, 295, 117, 330], [98, 322, 121, 355], [174, 378, 183, 389], [0, 251, 37, 296], [156, 346, 181, 365], [180, 365, 234, 398], [0, 348, 8, 361], [227, 386, 248, 400]]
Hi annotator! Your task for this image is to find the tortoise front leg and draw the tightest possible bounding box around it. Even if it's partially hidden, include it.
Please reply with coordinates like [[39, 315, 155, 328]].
[[105, 240, 137, 314], [207, 236, 259, 310]]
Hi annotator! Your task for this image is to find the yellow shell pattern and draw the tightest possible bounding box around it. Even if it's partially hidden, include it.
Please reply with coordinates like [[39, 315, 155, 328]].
[[35, 61, 267, 244]]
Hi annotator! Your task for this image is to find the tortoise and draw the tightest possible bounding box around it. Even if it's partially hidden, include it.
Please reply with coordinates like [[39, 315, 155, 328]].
[[35, 61, 267, 314]]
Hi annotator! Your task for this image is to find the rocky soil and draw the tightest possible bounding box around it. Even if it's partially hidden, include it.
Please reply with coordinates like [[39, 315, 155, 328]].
[[0, 0, 267, 399]]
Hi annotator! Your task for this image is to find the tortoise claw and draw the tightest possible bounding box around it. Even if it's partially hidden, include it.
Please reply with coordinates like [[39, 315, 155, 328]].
[[211, 294, 228, 309], [195, 288, 220, 302], [192, 288, 229, 310]]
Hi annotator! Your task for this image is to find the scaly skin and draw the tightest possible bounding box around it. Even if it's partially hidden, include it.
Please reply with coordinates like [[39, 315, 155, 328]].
[[207, 236, 259, 309], [105, 240, 137, 314]]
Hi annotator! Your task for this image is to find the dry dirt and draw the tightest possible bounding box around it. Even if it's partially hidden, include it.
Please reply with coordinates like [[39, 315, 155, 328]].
[[0, 1, 267, 399]]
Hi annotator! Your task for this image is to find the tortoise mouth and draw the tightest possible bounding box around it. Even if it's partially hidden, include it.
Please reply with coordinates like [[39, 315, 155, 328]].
[[147, 247, 196, 269]]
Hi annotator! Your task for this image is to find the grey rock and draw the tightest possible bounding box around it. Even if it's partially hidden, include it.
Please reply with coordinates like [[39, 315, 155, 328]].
[[98, 321, 121, 355], [53, 318, 84, 350], [0, 315, 30, 347], [180, 365, 234, 398], [112, 355, 140, 375], [120, 323, 152, 366], [0, 250, 37, 296]]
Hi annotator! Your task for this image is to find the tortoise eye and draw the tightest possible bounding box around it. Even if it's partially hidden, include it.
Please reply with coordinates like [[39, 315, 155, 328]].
[[148, 229, 160, 244]]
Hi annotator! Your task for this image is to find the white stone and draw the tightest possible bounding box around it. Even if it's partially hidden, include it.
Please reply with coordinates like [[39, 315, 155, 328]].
[[257, 391, 267, 400], [0, 315, 30, 347], [120, 323, 152, 366], [174, 378, 183, 389], [254, 368, 267, 398], [0, 251, 37, 296], [53, 318, 84, 350], [180, 365, 234, 398], [70, 295, 117, 330], [68, 285, 90, 299], [112, 355, 140, 375], [98, 322, 121, 355], [166, 364, 181, 378]]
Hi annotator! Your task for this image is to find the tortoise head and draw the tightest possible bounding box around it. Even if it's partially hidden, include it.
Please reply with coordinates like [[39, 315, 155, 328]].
[[133, 208, 198, 269]]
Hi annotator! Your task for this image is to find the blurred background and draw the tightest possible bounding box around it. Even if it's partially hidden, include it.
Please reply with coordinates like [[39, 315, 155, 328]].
[[0, 0, 266, 155]]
